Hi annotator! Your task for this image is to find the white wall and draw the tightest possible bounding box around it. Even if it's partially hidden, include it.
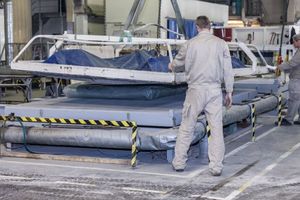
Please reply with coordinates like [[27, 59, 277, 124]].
[[160, 0, 228, 23], [105, 0, 228, 38], [105, 0, 159, 36], [0, 9, 5, 61], [288, 0, 300, 23], [87, 0, 105, 16], [89, 23, 105, 35], [261, 0, 300, 24], [105, 0, 159, 24], [160, 0, 229, 38]]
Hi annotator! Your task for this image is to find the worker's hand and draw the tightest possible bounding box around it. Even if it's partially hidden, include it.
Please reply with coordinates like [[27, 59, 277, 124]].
[[224, 92, 232, 108], [168, 62, 174, 72], [275, 67, 281, 77]]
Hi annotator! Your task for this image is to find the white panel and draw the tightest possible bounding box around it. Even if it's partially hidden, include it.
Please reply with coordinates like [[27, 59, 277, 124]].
[[105, 0, 159, 37], [105, 0, 228, 38], [288, 0, 300, 23], [105, 0, 159, 24], [160, 0, 228, 38], [88, 23, 105, 35], [87, 0, 105, 16], [0, 9, 4, 61], [75, 15, 88, 35], [13, 0, 32, 44]]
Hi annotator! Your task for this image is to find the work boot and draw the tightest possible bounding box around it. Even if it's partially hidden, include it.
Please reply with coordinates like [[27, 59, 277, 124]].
[[294, 120, 300, 125], [275, 118, 292, 126], [209, 168, 222, 176], [172, 165, 184, 172]]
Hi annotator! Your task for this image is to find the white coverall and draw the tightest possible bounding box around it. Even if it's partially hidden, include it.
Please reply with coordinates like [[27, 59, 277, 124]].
[[278, 49, 300, 123], [172, 31, 234, 172]]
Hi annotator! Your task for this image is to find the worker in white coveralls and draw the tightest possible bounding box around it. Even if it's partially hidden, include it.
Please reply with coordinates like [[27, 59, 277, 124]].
[[169, 16, 234, 176], [275, 33, 300, 126]]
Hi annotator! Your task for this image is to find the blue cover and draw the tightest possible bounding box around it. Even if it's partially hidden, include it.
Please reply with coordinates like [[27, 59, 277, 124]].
[[167, 18, 198, 39], [45, 49, 170, 72], [231, 56, 246, 68], [63, 83, 187, 100]]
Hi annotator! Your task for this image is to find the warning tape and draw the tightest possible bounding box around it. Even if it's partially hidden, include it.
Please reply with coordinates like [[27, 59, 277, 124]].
[[206, 121, 211, 142], [0, 115, 138, 168], [0, 116, 135, 127], [277, 94, 283, 127], [250, 104, 256, 142], [131, 122, 137, 168]]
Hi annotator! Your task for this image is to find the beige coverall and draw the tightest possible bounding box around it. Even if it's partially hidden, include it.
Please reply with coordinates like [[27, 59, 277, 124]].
[[278, 49, 300, 123], [172, 31, 234, 172]]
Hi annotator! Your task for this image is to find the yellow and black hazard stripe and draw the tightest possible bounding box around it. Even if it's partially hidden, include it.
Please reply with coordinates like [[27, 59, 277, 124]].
[[131, 122, 138, 168], [277, 94, 283, 127], [0, 115, 138, 168], [251, 104, 256, 142], [206, 121, 211, 142], [0, 115, 135, 127]]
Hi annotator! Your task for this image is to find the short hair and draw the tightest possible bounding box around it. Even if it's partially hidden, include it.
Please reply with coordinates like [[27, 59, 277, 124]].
[[196, 16, 211, 29], [293, 33, 300, 41]]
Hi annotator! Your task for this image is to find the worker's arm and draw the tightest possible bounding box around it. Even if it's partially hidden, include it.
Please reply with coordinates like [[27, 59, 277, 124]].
[[168, 42, 188, 72], [278, 50, 300, 71], [222, 42, 234, 108]]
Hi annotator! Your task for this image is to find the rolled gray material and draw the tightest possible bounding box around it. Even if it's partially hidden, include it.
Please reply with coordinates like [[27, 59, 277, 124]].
[[3, 123, 206, 151], [2, 95, 281, 150], [223, 95, 280, 125], [223, 105, 250, 125], [3, 127, 134, 149], [253, 95, 280, 114]]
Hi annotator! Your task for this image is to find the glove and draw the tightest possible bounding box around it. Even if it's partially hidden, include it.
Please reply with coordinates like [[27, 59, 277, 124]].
[[275, 67, 281, 77]]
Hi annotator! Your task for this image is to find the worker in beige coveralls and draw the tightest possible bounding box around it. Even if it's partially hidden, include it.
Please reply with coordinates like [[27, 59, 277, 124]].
[[275, 33, 300, 126], [169, 16, 234, 176]]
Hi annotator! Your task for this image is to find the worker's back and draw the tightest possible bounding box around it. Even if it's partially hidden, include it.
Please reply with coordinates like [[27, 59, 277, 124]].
[[185, 31, 230, 88]]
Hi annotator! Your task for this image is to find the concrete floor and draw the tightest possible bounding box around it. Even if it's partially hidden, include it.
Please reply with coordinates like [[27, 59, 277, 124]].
[[0, 114, 299, 200]]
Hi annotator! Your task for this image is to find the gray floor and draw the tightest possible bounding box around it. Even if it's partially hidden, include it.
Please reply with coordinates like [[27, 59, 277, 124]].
[[0, 115, 299, 200]]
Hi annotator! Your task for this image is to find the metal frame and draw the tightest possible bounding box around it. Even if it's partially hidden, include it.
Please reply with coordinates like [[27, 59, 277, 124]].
[[0, 74, 33, 102], [10, 34, 274, 84], [11, 34, 186, 84]]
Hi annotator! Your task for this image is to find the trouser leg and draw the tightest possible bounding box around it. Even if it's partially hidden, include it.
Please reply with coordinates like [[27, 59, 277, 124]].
[[286, 80, 300, 123], [285, 99, 300, 123], [172, 89, 204, 169], [298, 103, 300, 121], [204, 90, 224, 172]]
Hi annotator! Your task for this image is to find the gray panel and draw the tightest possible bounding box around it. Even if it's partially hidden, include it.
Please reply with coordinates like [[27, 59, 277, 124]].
[[4, 95, 186, 127], [3, 89, 269, 127], [234, 78, 288, 94], [232, 89, 258, 104]]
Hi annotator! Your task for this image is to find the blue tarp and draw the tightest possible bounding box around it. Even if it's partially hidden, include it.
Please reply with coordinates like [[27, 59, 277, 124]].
[[64, 83, 187, 100], [167, 18, 198, 39], [231, 56, 246, 68], [45, 49, 246, 74], [45, 49, 170, 72]]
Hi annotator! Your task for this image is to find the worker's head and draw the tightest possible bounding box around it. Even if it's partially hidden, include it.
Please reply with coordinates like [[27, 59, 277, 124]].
[[196, 16, 211, 32], [292, 34, 300, 48]]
